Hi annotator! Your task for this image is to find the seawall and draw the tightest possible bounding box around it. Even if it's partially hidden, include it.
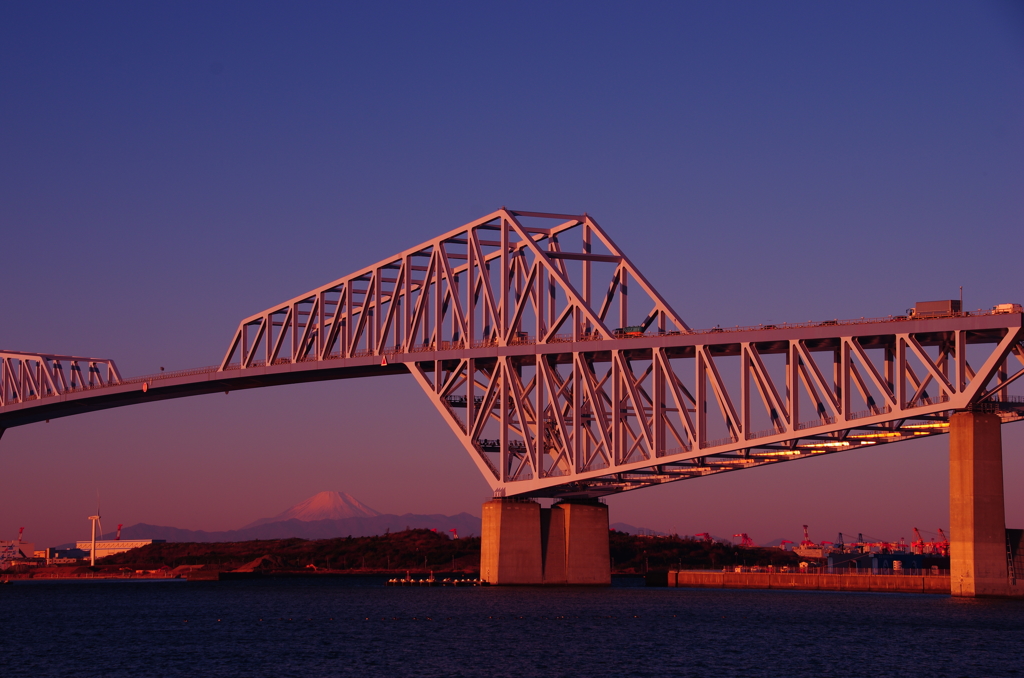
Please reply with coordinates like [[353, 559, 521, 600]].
[[667, 570, 951, 594]]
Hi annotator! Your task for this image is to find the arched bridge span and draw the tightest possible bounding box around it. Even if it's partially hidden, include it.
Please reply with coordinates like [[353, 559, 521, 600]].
[[2, 209, 1023, 500]]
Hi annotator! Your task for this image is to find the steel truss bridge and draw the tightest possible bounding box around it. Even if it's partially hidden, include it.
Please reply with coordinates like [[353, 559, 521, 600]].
[[2, 210, 1023, 499]]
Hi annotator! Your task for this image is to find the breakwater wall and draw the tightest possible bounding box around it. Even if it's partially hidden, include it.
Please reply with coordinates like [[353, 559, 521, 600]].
[[2, 573, 181, 582], [665, 570, 951, 594]]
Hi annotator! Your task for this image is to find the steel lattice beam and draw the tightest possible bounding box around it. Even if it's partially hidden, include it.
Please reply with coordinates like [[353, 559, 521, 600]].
[[0, 351, 121, 407], [217, 209, 688, 371], [2, 210, 1023, 500]]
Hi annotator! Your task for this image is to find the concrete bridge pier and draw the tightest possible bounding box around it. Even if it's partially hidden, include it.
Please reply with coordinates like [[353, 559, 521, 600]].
[[949, 411, 1022, 597], [480, 498, 611, 585]]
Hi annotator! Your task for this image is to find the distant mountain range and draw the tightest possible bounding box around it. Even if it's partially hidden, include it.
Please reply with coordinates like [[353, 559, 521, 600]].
[[96, 492, 481, 543], [611, 522, 668, 536], [76, 491, 744, 546]]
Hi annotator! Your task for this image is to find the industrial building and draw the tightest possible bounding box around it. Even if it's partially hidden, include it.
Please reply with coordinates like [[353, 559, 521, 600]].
[[0, 539, 34, 569], [74, 539, 163, 559], [827, 551, 928, 572]]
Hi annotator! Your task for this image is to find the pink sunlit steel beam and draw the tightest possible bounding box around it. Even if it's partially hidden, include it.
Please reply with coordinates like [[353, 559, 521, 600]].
[[2, 210, 1023, 501]]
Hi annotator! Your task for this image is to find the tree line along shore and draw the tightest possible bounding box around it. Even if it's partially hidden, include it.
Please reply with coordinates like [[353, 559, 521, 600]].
[[5, 530, 801, 578]]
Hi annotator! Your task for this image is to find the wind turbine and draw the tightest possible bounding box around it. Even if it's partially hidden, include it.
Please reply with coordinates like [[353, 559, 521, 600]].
[[88, 495, 102, 568]]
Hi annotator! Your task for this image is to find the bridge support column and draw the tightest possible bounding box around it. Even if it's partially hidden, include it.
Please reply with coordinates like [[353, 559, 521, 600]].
[[481, 499, 543, 584], [559, 502, 612, 585], [480, 499, 610, 585], [949, 411, 1021, 597]]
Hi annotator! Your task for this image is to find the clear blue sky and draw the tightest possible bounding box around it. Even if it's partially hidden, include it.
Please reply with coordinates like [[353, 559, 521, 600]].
[[2, 1, 1022, 547]]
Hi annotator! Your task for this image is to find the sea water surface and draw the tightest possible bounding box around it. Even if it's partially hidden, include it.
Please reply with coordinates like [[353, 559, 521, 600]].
[[2, 576, 1022, 678]]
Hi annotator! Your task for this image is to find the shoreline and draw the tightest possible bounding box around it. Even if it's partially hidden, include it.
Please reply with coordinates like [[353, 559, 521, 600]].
[[657, 570, 952, 594]]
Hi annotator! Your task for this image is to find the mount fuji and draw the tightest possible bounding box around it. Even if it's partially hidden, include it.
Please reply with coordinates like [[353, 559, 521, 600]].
[[242, 491, 380, 527]]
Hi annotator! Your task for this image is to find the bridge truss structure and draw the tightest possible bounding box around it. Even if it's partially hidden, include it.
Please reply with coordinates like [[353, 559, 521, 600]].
[[2, 210, 1023, 499], [1, 351, 121, 403]]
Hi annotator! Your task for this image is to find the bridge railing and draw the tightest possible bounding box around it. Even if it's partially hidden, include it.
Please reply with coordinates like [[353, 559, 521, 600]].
[[121, 365, 221, 384], [673, 307, 1016, 337], [211, 307, 1019, 373], [849, 404, 894, 420], [5, 310, 1019, 414]]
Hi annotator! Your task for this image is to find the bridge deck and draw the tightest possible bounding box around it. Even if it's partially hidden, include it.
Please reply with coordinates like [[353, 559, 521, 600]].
[[3, 312, 1021, 499], [2, 312, 1018, 424]]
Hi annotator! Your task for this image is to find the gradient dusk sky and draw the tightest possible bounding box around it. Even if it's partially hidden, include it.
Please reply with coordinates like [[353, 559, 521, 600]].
[[2, 2, 1022, 548]]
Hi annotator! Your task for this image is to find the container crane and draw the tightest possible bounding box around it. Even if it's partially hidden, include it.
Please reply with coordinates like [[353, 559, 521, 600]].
[[732, 533, 755, 547], [912, 528, 926, 554], [937, 528, 950, 557], [873, 541, 891, 553], [694, 533, 713, 543], [779, 540, 794, 550]]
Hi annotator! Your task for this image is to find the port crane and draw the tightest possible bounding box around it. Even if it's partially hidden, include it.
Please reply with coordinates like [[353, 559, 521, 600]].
[[732, 533, 755, 547], [912, 528, 926, 554], [800, 525, 815, 548], [694, 533, 713, 543]]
